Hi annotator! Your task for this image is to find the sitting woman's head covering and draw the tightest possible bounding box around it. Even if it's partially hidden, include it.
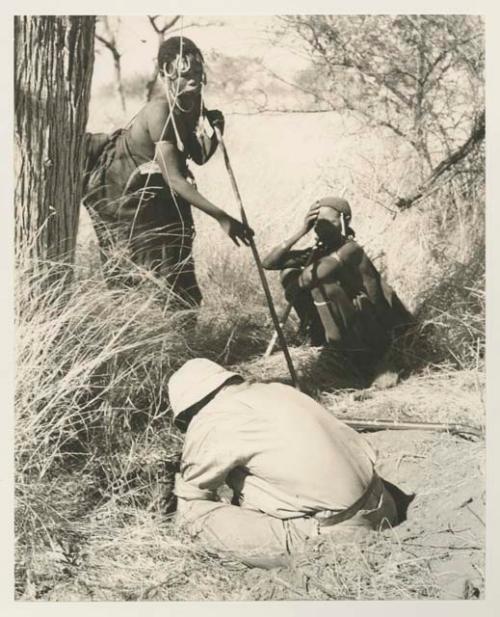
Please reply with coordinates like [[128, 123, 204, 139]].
[[317, 196, 355, 238], [317, 196, 352, 222]]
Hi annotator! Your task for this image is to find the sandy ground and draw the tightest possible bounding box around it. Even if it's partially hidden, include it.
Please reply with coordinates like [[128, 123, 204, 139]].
[[368, 429, 484, 599]]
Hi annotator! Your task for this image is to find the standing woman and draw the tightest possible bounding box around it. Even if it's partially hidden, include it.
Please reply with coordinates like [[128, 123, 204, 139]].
[[84, 36, 252, 307]]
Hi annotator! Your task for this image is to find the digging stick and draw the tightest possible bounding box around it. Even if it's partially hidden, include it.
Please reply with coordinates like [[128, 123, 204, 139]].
[[264, 303, 293, 357], [342, 418, 483, 440], [214, 126, 300, 389]]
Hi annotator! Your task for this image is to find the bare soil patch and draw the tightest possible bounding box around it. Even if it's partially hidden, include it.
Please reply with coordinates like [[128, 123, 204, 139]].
[[369, 429, 485, 599]]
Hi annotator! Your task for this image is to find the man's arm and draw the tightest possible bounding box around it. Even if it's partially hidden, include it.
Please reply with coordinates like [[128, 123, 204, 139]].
[[174, 420, 292, 569], [154, 141, 226, 222], [176, 420, 252, 502], [261, 231, 310, 270]]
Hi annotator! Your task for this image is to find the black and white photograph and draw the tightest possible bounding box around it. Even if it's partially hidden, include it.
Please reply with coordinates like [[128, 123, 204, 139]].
[[9, 4, 494, 607]]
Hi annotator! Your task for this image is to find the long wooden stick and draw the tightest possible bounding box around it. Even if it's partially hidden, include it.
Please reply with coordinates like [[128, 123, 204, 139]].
[[264, 243, 320, 358], [342, 418, 483, 440], [214, 126, 299, 388], [264, 303, 293, 357]]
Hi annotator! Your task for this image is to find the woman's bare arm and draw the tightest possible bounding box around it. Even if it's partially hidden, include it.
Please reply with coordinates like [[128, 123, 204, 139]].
[[147, 104, 252, 246], [262, 202, 321, 269]]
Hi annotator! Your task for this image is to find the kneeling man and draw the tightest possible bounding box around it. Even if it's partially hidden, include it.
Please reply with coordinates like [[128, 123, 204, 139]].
[[169, 358, 411, 568]]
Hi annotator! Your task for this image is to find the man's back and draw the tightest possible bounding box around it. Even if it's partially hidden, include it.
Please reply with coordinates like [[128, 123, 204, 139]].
[[181, 381, 376, 518]]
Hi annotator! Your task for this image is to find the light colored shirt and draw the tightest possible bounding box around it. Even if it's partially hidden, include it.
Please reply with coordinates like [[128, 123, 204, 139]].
[[175, 381, 377, 519]]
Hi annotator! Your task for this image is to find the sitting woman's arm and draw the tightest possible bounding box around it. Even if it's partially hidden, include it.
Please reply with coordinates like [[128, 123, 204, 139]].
[[262, 230, 309, 270], [262, 202, 321, 269], [298, 241, 363, 289]]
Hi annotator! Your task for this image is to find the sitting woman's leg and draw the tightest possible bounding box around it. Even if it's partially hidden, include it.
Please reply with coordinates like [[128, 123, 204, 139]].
[[280, 269, 325, 345]]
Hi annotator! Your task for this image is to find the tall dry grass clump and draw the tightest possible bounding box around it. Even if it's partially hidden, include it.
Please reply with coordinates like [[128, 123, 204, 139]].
[[383, 153, 485, 372], [15, 264, 181, 595], [15, 238, 276, 597]]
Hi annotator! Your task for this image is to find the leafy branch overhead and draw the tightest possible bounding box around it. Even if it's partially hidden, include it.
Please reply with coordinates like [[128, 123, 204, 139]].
[[277, 15, 484, 206]]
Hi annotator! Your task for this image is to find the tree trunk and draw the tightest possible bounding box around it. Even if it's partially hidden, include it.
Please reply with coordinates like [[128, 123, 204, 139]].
[[146, 32, 165, 102], [413, 15, 433, 175], [114, 55, 127, 113], [97, 17, 127, 113], [14, 16, 96, 279]]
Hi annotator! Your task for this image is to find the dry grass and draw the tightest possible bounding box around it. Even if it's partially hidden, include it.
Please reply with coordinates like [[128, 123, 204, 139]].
[[14, 262, 485, 600], [241, 350, 485, 430], [19, 505, 442, 601], [321, 367, 485, 429], [29, 516, 444, 601]]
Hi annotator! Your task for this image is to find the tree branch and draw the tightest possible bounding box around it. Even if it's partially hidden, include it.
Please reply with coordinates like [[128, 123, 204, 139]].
[[148, 15, 181, 35], [166, 20, 225, 35], [262, 66, 333, 108], [396, 110, 485, 210], [95, 33, 120, 62], [227, 108, 334, 116], [264, 64, 417, 150]]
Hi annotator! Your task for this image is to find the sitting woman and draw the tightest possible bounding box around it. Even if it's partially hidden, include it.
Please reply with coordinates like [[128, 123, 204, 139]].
[[262, 196, 414, 383]]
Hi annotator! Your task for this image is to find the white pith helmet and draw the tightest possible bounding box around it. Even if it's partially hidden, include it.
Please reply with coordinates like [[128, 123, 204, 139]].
[[168, 358, 240, 422]]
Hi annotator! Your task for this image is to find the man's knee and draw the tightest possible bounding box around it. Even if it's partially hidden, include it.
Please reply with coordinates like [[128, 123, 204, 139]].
[[175, 499, 294, 569]]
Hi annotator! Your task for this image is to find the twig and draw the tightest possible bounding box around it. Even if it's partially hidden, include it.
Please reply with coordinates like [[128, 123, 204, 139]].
[[396, 453, 426, 470], [226, 108, 333, 116], [343, 418, 483, 440], [138, 571, 185, 600], [148, 15, 181, 35], [272, 575, 309, 599], [402, 542, 482, 551], [472, 563, 485, 582], [307, 576, 348, 600], [465, 504, 485, 527]]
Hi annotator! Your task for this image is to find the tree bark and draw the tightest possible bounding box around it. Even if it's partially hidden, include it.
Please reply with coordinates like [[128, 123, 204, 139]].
[[14, 16, 96, 277]]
